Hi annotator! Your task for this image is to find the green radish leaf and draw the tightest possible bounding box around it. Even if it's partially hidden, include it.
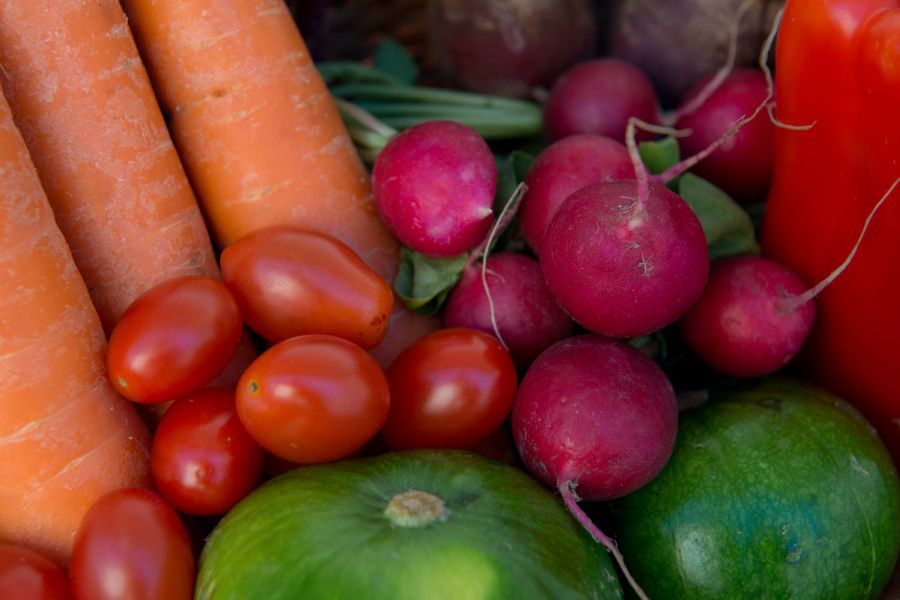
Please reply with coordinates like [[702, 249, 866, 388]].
[[394, 247, 467, 315], [317, 61, 404, 86], [494, 151, 535, 214], [676, 173, 760, 260], [373, 38, 418, 85], [638, 137, 680, 174]]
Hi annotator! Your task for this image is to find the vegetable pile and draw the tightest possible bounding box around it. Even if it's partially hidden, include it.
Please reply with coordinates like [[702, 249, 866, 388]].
[[0, 0, 898, 599]]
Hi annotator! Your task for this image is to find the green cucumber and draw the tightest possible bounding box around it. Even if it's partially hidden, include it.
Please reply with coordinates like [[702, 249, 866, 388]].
[[613, 379, 900, 599], [198, 450, 623, 599]]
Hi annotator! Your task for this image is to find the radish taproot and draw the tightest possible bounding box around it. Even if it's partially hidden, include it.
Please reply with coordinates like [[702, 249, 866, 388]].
[[372, 120, 496, 257], [512, 335, 678, 598], [543, 59, 660, 142], [540, 179, 709, 338], [675, 69, 774, 203], [443, 252, 573, 367], [520, 135, 633, 254]]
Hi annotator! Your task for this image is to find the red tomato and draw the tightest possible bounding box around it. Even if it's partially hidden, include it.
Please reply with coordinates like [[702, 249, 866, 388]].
[[382, 328, 518, 450], [236, 335, 390, 463], [107, 277, 243, 404], [71, 489, 194, 600], [151, 389, 264, 515], [221, 227, 393, 348], [0, 544, 70, 600]]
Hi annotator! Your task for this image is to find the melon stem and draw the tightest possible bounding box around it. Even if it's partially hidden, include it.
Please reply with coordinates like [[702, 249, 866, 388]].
[[559, 481, 649, 600]]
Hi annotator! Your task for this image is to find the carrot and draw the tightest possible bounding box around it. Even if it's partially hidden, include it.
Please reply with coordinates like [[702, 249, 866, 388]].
[[121, 0, 395, 277], [0, 90, 150, 566], [122, 0, 438, 361], [0, 1, 220, 334]]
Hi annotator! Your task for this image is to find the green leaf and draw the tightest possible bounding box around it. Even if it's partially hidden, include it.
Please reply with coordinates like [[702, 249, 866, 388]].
[[676, 173, 761, 260], [394, 247, 467, 315], [494, 151, 534, 214], [316, 61, 403, 86], [372, 38, 418, 85], [638, 137, 680, 174]]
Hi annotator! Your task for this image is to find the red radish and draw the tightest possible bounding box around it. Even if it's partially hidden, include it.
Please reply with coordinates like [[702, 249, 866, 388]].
[[520, 135, 633, 253], [372, 121, 496, 257], [540, 179, 709, 338], [512, 335, 677, 599], [679, 256, 814, 378], [675, 69, 774, 203], [443, 252, 573, 367], [681, 178, 900, 378], [542, 59, 660, 142]]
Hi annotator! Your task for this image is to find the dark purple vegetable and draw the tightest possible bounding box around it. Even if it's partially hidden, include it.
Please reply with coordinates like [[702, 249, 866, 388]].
[[605, 0, 784, 105], [428, 0, 597, 97]]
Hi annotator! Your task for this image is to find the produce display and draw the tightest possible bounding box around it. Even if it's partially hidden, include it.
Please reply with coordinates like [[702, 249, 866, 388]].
[[0, 0, 898, 599]]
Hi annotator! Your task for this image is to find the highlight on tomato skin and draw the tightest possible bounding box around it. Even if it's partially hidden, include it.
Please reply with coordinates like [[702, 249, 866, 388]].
[[106, 276, 243, 404], [235, 334, 391, 465], [150, 388, 265, 516], [70, 488, 195, 600], [0, 543, 71, 600], [381, 327, 518, 451]]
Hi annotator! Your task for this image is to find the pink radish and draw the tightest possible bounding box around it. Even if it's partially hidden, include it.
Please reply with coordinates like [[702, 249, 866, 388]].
[[520, 134, 633, 254], [540, 178, 709, 338], [543, 59, 660, 142], [681, 178, 900, 378], [443, 252, 573, 367], [372, 120, 496, 257], [675, 69, 774, 203], [512, 335, 677, 599]]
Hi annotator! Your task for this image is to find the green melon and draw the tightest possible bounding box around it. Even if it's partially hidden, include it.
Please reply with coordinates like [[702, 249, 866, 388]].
[[613, 379, 900, 599], [197, 450, 623, 599]]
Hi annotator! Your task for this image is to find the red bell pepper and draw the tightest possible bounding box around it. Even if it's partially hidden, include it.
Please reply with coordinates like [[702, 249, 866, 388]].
[[762, 0, 900, 461]]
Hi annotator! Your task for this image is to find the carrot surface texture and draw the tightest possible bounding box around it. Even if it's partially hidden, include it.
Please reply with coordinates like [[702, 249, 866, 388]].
[[0, 0, 220, 333], [0, 90, 150, 567], [123, 0, 438, 363]]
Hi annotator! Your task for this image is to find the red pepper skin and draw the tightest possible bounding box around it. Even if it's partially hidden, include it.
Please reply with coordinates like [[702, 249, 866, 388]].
[[762, 0, 900, 462]]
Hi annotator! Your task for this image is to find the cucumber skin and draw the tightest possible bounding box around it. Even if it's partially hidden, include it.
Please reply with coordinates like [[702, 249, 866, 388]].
[[614, 378, 900, 600], [198, 450, 624, 600]]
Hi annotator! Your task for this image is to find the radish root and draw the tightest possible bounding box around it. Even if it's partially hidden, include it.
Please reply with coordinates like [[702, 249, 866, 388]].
[[663, 0, 757, 126], [559, 482, 649, 600], [781, 177, 900, 312], [469, 181, 528, 350], [758, 9, 816, 131]]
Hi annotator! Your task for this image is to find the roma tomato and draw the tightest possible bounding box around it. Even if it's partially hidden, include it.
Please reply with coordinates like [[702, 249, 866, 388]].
[[107, 277, 242, 403], [151, 389, 264, 515], [0, 544, 70, 600], [236, 335, 390, 464], [221, 227, 393, 348], [70, 489, 194, 600], [382, 328, 518, 450]]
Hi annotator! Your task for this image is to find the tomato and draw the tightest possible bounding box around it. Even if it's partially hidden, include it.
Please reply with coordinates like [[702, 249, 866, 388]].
[[0, 544, 70, 600], [70, 489, 194, 600], [236, 335, 390, 463], [151, 389, 264, 515], [382, 328, 517, 451], [107, 277, 243, 403], [221, 227, 393, 348]]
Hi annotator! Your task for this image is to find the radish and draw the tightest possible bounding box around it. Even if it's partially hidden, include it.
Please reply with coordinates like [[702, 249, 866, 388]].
[[372, 120, 496, 257], [681, 178, 900, 378], [543, 59, 660, 142], [675, 69, 774, 203], [443, 252, 573, 367], [540, 178, 709, 338], [512, 335, 678, 599], [520, 134, 633, 254]]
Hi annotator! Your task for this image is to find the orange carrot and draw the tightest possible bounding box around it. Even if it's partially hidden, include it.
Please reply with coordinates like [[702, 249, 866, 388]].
[[0, 1, 219, 333], [123, 0, 438, 360], [0, 90, 150, 566], [121, 0, 396, 277]]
